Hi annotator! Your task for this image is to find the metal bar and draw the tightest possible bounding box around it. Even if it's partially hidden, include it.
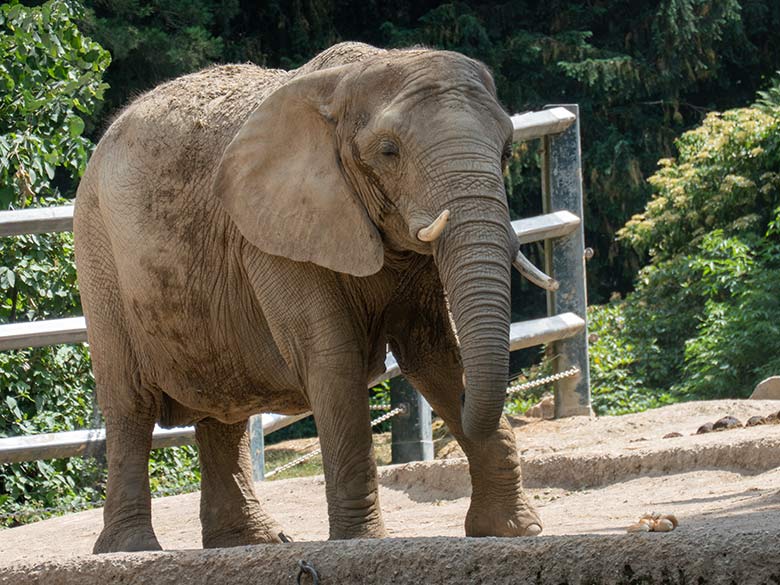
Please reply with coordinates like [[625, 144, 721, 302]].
[[0, 205, 74, 237], [0, 415, 299, 465], [543, 104, 592, 417], [512, 210, 581, 244], [370, 352, 400, 387], [0, 425, 190, 465], [512, 107, 577, 143], [0, 317, 87, 351], [390, 377, 433, 464], [0, 308, 588, 465], [509, 312, 585, 351], [0, 355, 396, 464], [248, 415, 265, 481]]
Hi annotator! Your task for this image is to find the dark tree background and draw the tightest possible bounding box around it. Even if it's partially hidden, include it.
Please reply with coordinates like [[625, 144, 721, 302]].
[[79, 0, 780, 304]]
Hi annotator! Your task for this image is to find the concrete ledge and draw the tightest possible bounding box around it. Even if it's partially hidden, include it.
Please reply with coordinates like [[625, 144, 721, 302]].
[[3, 532, 777, 585], [378, 433, 780, 497]]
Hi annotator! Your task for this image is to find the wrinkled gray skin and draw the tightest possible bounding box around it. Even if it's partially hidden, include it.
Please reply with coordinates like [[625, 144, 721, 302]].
[[74, 42, 541, 553]]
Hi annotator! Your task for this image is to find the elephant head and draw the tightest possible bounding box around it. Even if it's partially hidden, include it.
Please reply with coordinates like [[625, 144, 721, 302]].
[[214, 49, 523, 441]]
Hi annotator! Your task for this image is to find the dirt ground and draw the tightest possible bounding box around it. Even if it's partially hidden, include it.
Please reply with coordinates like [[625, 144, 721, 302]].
[[2, 399, 780, 584]]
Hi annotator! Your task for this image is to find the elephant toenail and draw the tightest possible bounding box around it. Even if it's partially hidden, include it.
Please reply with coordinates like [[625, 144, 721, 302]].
[[525, 523, 542, 536]]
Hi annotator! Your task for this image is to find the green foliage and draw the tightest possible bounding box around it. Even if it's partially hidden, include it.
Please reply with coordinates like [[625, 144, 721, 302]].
[[0, 1, 201, 526], [0, 0, 112, 527], [0, 0, 110, 209], [77, 1, 780, 301], [82, 0, 236, 113], [148, 445, 200, 495], [620, 107, 780, 258], [589, 83, 780, 406], [756, 71, 780, 113]]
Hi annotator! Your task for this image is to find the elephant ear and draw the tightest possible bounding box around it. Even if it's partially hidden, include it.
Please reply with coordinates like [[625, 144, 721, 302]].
[[213, 67, 384, 277]]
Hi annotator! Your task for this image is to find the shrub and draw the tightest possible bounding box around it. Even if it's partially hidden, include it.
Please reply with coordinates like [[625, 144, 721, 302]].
[[589, 79, 780, 408]]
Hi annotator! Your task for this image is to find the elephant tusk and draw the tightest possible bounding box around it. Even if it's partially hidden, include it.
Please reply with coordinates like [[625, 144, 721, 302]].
[[513, 250, 559, 291], [417, 209, 450, 242]]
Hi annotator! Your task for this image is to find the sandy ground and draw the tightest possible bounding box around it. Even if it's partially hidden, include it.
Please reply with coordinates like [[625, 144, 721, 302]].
[[2, 400, 780, 583]]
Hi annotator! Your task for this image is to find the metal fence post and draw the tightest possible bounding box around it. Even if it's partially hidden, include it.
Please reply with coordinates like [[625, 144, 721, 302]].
[[249, 414, 265, 481], [390, 377, 434, 464], [543, 104, 592, 417]]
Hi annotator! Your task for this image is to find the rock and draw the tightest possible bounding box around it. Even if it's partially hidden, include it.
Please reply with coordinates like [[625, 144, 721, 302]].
[[746, 416, 767, 427], [661, 514, 679, 528], [632, 513, 678, 533], [663, 432, 683, 439], [767, 411, 780, 423], [751, 376, 780, 400], [696, 422, 714, 434], [525, 394, 554, 419], [713, 416, 742, 431]]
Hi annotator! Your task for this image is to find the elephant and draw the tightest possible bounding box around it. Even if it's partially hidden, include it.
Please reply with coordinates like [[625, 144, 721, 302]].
[[73, 41, 544, 553]]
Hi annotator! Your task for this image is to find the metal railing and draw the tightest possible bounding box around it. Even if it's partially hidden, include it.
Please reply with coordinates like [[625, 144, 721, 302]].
[[0, 105, 590, 470]]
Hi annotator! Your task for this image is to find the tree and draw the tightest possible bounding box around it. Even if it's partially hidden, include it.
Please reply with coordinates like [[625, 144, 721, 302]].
[[80, 1, 780, 305], [588, 77, 780, 412], [0, 0, 109, 208], [0, 0, 110, 525]]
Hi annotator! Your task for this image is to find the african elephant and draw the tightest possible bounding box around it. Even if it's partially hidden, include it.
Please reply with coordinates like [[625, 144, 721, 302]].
[[74, 41, 542, 553]]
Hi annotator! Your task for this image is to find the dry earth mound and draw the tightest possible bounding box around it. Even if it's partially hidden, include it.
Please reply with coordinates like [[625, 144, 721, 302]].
[[2, 400, 779, 584]]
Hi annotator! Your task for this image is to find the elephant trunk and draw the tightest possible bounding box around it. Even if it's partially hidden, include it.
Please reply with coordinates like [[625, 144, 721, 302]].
[[434, 196, 514, 441]]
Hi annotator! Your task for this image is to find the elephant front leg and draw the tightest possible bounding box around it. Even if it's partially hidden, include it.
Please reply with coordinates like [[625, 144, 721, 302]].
[[387, 272, 542, 539], [307, 360, 386, 540], [196, 417, 284, 548], [461, 419, 543, 538], [397, 350, 542, 537]]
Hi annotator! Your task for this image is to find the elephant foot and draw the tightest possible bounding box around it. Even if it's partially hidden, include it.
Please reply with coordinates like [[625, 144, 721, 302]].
[[93, 522, 162, 553], [465, 496, 542, 537], [203, 522, 288, 549], [329, 515, 387, 540]]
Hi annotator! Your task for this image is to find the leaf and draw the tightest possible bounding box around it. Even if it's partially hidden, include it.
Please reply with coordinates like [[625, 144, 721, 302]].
[[0, 266, 16, 288], [43, 160, 55, 180], [67, 116, 84, 139]]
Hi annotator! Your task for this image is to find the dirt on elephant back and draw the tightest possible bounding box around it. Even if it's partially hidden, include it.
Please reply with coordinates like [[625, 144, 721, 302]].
[[2, 399, 780, 584]]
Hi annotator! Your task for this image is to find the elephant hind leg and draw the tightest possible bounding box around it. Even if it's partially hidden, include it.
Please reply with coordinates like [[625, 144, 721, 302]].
[[75, 194, 162, 553], [86, 289, 161, 554], [196, 417, 284, 548], [94, 403, 161, 553]]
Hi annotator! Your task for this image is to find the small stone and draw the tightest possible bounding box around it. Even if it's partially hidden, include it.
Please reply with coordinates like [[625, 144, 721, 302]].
[[696, 422, 714, 434], [660, 514, 679, 528], [627, 522, 650, 533], [663, 432, 683, 439], [751, 376, 780, 400], [713, 416, 742, 431], [653, 518, 675, 532], [766, 411, 780, 423], [746, 415, 767, 427]]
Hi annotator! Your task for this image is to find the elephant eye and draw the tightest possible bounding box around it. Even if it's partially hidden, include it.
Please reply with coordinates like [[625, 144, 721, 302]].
[[379, 139, 399, 157]]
